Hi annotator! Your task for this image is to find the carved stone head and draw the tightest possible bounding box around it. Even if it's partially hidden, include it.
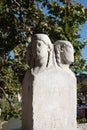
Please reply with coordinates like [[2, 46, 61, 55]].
[[32, 34, 52, 59], [26, 34, 53, 72], [54, 40, 74, 66]]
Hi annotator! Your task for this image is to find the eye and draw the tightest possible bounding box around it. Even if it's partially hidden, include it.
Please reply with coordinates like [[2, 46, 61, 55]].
[[37, 43, 41, 46], [61, 46, 64, 52], [67, 45, 71, 48]]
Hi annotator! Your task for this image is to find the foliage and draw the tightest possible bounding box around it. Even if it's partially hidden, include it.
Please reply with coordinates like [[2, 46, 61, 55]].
[[77, 74, 87, 106], [1, 98, 21, 120], [0, 0, 87, 120], [77, 119, 87, 124]]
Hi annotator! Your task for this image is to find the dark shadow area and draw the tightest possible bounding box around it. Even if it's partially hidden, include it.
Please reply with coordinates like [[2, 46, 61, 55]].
[[22, 71, 34, 130]]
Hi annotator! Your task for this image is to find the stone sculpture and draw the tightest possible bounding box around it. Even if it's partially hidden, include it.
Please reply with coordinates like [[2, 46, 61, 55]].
[[54, 40, 75, 74], [26, 34, 53, 73], [22, 34, 77, 130]]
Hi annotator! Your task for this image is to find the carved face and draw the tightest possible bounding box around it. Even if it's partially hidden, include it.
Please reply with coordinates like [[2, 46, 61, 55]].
[[60, 43, 74, 64], [32, 40, 49, 60]]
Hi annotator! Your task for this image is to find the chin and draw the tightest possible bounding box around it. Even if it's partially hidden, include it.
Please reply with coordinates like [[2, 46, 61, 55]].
[[64, 59, 74, 64]]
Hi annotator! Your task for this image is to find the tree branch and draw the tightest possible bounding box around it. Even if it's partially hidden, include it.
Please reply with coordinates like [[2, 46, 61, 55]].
[[0, 87, 12, 107], [13, 0, 20, 7]]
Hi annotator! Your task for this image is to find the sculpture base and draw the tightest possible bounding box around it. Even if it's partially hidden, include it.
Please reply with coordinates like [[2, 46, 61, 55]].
[[22, 68, 77, 130]]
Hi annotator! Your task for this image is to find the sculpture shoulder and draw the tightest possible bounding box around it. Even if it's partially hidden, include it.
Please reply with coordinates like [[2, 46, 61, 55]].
[[67, 70, 77, 86], [64, 68, 76, 81]]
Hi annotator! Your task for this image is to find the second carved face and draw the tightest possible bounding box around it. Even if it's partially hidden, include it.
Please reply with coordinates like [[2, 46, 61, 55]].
[[54, 40, 74, 65], [60, 43, 74, 64]]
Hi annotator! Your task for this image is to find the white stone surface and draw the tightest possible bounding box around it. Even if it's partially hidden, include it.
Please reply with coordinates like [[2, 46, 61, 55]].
[[22, 34, 77, 130], [33, 68, 77, 130]]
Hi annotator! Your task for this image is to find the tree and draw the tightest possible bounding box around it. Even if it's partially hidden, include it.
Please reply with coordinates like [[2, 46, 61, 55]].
[[0, 0, 87, 120], [77, 74, 87, 106]]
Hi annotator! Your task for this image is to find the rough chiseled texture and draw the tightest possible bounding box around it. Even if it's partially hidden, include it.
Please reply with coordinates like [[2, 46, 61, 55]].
[[33, 69, 77, 130], [22, 34, 77, 130]]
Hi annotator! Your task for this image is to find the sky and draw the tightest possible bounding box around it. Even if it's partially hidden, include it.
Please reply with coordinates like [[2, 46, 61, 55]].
[[77, 0, 87, 60]]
